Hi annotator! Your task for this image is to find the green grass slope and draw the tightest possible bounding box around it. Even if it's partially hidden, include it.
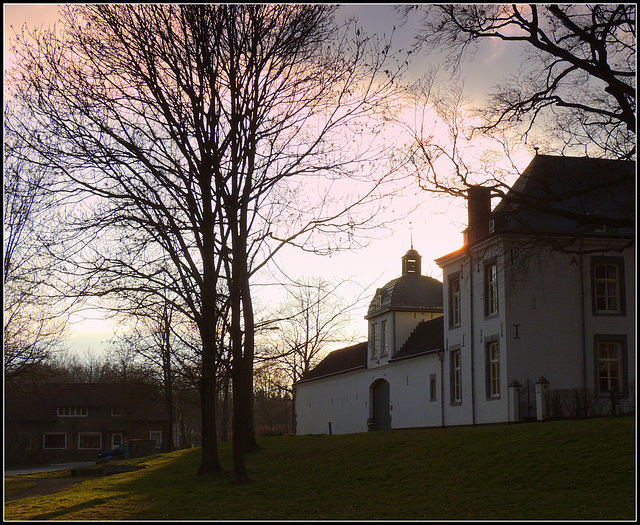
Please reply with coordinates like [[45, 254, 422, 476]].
[[4, 417, 635, 520]]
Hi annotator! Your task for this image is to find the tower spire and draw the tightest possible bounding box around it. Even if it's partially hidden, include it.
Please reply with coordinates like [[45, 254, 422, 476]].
[[410, 221, 413, 249]]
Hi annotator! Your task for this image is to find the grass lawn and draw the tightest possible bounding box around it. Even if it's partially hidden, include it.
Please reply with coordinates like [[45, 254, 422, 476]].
[[4, 416, 635, 520]]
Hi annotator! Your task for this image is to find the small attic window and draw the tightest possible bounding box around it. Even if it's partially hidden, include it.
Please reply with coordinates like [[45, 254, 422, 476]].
[[373, 290, 382, 310]]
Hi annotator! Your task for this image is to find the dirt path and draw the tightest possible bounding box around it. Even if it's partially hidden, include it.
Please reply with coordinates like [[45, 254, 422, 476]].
[[4, 476, 83, 502]]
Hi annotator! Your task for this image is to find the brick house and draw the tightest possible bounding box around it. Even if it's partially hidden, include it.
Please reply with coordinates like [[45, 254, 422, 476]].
[[5, 382, 173, 466]]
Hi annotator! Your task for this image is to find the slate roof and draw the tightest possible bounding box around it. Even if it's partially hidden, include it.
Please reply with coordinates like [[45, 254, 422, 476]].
[[492, 155, 635, 237], [392, 316, 444, 361], [366, 273, 443, 319], [298, 342, 368, 382]]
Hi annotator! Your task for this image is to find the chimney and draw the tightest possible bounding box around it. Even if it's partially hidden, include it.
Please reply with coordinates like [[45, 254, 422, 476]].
[[466, 186, 492, 244]]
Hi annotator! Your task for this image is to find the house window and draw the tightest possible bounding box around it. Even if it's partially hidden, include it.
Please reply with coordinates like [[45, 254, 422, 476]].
[[370, 323, 378, 359], [112, 433, 124, 448], [58, 406, 88, 417], [597, 340, 623, 394], [380, 320, 388, 357], [78, 433, 102, 450], [449, 275, 461, 327], [150, 431, 162, 449], [43, 433, 67, 449], [111, 407, 124, 417], [429, 374, 437, 402], [486, 340, 500, 398], [485, 263, 498, 316], [450, 349, 461, 403], [592, 258, 624, 315]]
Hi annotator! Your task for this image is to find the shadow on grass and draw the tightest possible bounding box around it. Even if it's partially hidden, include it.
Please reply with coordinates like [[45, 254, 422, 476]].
[[30, 495, 121, 520]]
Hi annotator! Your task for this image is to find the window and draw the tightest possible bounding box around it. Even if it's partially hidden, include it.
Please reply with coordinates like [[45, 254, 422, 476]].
[[485, 263, 498, 316], [449, 275, 461, 327], [58, 406, 88, 417], [112, 433, 124, 448], [111, 407, 123, 417], [597, 340, 623, 394], [486, 341, 500, 398], [150, 431, 162, 449], [370, 323, 378, 359], [429, 374, 437, 402], [79, 433, 102, 450], [592, 258, 625, 315], [43, 433, 67, 449], [380, 320, 388, 357], [450, 349, 461, 403]]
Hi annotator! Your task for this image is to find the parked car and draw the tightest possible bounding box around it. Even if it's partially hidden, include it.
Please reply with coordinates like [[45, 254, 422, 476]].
[[98, 443, 125, 459]]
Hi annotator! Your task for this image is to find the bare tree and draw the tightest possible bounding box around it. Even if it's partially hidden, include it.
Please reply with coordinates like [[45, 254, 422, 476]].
[[3, 140, 70, 382], [6, 5, 410, 483], [400, 4, 635, 160], [263, 277, 366, 386]]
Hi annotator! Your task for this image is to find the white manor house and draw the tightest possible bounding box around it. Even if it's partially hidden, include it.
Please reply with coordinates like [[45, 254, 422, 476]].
[[293, 155, 635, 435]]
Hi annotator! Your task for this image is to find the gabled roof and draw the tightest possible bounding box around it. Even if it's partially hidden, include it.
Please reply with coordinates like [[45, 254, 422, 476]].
[[297, 342, 368, 383], [493, 155, 635, 236], [392, 316, 444, 361]]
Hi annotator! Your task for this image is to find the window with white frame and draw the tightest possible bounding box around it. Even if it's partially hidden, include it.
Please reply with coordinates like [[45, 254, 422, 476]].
[[449, 275, 461, 327], [369, 323, 378, 359], [78, 433, 102, 449], [450, 349, 461, 403], [429, 374, 437, 402], [485, 263, 498, 316], [58, 406, 88, 417], [597, 340, 623, 394], [486, 340, 500, 398], [43, 433, 67, 449], [593, 259, 624, 315], [380, 320, 388, 356]]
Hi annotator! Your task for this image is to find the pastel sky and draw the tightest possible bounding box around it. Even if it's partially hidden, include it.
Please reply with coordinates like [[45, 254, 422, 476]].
[[4, 4, 533, 351]]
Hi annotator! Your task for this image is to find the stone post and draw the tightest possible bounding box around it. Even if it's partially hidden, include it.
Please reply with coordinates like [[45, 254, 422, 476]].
[[535, 376, 550, 421]]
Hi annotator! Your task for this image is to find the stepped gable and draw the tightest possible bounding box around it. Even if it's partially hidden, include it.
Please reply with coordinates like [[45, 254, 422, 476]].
[[393, 316, 444, 360], [492, 154, 635, 236], [300, 342, 368, 381]]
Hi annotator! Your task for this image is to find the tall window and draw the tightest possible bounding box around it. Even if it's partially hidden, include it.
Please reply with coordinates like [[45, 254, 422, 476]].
[[449, 275, 461, 327], [380, 320, 388, 357], [451, 349, 461, 403], [370, 323, 378, 359], [429, 374, 437, 402], [485, 263, 498, 316], [486, 341, 500, 398], [597, 341, 623, 394], [593, 260, 624, 315]]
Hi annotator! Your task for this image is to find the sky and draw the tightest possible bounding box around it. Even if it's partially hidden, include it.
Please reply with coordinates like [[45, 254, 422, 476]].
[[4, 4, 534, 353]]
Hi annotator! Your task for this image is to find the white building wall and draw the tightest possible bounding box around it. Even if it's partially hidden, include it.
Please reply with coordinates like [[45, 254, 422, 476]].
[[294, 354, 443, 435], [439, 237, 636, 426]]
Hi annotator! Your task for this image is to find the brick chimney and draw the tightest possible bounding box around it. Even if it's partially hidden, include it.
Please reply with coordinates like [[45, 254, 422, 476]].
[[466, 186, 492, 244]]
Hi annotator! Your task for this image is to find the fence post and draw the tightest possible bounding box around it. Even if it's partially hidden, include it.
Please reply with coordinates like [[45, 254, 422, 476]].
[[535, 376, 550, 421], [508, 380, 522, 422]]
